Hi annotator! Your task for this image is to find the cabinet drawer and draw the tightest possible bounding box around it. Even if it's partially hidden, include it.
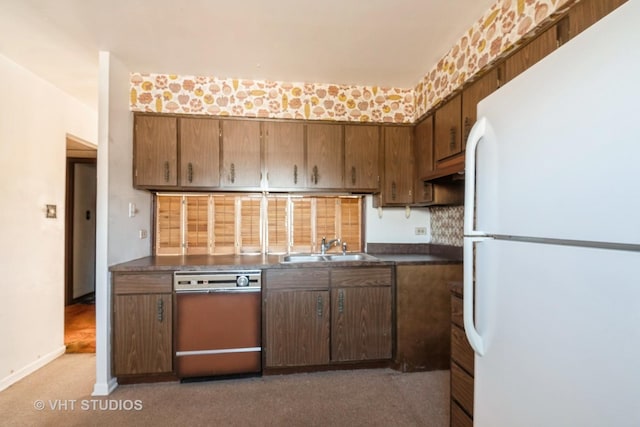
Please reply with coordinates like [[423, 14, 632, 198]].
[[113, 272, 172, 294], [331, 267, 392, 288], [451, 400, 473, 427], [451, 324, 474, 375], [265, 268, 329, 290], [451, 294, 463, 328], [451, 361, 474, 416]]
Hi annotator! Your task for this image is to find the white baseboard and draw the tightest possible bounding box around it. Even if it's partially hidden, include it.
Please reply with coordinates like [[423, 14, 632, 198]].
[[0, 345, 66, 392], [92, 377, 118, 396]]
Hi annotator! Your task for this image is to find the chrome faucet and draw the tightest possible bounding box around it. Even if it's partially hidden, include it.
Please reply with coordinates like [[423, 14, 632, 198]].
[[320, 237, 341, 255]]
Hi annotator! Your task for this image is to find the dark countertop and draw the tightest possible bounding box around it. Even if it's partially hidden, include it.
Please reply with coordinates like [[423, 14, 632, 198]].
[[110, 252, 462, 272]]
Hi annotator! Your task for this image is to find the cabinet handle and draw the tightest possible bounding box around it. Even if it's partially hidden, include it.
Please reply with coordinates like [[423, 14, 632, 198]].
[[464, 117, 472, 142], [230, 163, 235, 184], [312, 165, 319, 185], [351, 166, 356, 185], [449, 127, 457, 151], [157, 298, 164, 322], [316, 295, 323, 317], [187, 162, 193, 183], [338, 290, 344, 314], [293, 164, 298, 184], [391, 182, 397, 201], [164, 161, 170, 183]]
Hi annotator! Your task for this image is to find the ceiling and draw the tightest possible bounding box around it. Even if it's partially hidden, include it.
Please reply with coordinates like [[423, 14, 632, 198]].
[[0, 0, 496, 108]]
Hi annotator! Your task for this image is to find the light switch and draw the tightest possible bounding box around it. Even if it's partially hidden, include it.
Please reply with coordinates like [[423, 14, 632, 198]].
[[128, 202, 137, 218]]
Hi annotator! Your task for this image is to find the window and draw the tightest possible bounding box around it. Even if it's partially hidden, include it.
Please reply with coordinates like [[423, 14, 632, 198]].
[[155, 193, 363, 255]]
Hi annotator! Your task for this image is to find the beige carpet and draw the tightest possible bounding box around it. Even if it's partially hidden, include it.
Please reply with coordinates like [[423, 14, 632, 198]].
[[0, 354, 450, 426]]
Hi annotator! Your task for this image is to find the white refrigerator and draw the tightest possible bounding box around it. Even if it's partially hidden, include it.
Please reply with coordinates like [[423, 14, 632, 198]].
[[463, 1, 640, 426]]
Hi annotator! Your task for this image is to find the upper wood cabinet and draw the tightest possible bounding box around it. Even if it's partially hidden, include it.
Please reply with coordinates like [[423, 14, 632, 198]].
[[461, 68, 499, 150], [344, 125, 381, 191], [263, 121, 306, 189], [434, 94, 462, 163], [382, 126, 414, 205], [179, 118, 220, 188], [306, 123, 344, 189], [220, 120, 262, 189], [134, 115, 177, 188], [567, 0, 626, 40], [413, 116, 434, 204], [503, 26, 557, 84]]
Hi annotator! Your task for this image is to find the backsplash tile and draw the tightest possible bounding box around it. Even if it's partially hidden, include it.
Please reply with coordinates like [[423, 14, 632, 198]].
[[430, 206, 464, 247]]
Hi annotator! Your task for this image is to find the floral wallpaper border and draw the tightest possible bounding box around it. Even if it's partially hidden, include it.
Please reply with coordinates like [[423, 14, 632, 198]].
[[130, 0, 576, 123]]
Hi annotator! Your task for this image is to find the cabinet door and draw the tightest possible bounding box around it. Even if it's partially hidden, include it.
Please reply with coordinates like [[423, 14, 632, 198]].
[[344, 125, 380, 191], [113, 293, 172, 375], [180, 118, 220, 187], [265, 290, 330, 367], [568, 0, 626, 40], [134, 116, 177, 187], [413, 116, 434, 204], [307, 123, 343, 189], [434, 94, 462, 162], [503, 26, 557, 84], [461, 68, 499, 150], [383, 126, 414, 205], [221, 120, 262, 188], [264, 121, 306, 189], [331, 286, 392, 362]]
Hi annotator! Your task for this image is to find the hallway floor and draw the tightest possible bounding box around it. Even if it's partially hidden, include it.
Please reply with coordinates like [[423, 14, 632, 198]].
[[64, 299, 95, 353]]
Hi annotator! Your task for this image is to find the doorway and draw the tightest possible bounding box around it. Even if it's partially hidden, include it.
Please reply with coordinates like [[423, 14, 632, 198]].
[[65, 136, 97, 353]]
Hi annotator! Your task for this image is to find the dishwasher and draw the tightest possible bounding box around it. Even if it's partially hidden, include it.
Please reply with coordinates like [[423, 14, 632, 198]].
[[174, 270, 261, 379]]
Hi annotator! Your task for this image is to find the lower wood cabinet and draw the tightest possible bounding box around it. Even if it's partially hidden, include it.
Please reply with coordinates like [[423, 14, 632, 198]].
[[263, 266, 393, 369], [395, 264, 462, 371], [112, 272, 173, 377], [450, 281, 474, 427]]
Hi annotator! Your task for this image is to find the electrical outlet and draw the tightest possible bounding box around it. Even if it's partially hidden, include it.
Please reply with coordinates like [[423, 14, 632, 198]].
[[139, 229, 148, 239], [415, 227, 427, 236]]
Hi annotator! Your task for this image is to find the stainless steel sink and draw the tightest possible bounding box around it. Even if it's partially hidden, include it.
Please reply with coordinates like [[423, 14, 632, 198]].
[[280, 253, 379, 263]]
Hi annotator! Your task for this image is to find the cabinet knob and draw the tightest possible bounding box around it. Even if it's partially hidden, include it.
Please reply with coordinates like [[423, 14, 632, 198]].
[[293, 164, 298, 185], [316, 295, 323, 317], [164, 161, 170, 183], [187, 162, 193, 183], [312, 165, 319, 185], [230, 163, 235, 184], [449, 127, 457, 151], [157, 298, 164, 322], [338, 290, 345, 314]]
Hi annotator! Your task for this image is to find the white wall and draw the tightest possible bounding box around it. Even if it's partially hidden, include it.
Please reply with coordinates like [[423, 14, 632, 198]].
[[0, 53, 97, 391], [93, 51, 152, 396], [364, 195, 430, 244]]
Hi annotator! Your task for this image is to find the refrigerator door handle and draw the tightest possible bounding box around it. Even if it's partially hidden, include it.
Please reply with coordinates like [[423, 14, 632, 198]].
[[464, 116, 487, 237], [464, 236, 487, 356]]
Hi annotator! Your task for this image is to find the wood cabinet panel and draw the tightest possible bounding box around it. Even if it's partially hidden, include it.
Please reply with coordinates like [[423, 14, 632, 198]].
[[179, 118, 220, 187], [264, 121, 306, 189], [503, 26, 557, 84], [451, 293, 463, 329], [451, 362, 474, 416], [451, 324, 475, 375], [344, 125, 380, 191], [451, 401, 474, 427], [461, 69, 499, 149], [307, 123, 344, 189], [434, 94, 462, 162], [221, 120, 262, 188], [331, 267, 391, 288], [134, 116, 177, 187], [331, 286, 392, 362], [568, 0, 626, 40], [112, 272, 172, 294], [265, 290, 330, 367], [113, 293, 172, 376], [383, 126, 414, 205], [265, 268, 329, 291], [414, 116, 434, 204]]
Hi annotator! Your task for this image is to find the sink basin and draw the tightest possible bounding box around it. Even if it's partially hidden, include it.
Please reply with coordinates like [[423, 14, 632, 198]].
[[280, 253, 379, 263]]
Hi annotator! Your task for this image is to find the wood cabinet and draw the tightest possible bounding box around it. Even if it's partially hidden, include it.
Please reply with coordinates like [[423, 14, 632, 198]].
[[344, 125, 381, 191], [306, 123, 344, 189], [461, 69, 499, 150], [112, 272, 173, 377], [331, 268, 392, 362], [567, 0, 626, 41], [263, 121, 306, 189], [414, 116, 434, 204], [381, 126, 414, 205], [179, 118, 220, 188], [221, 120, 262, 189], [395, 264, 462, 372], [503, 26, 557, 84], [134, 115, 177, 188], [264, 266, 393, 369], [450, 281, 474, 427], [434, 94, 462, 164]]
